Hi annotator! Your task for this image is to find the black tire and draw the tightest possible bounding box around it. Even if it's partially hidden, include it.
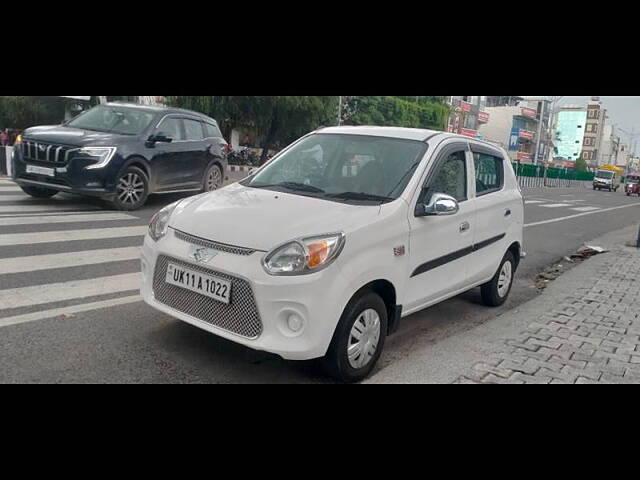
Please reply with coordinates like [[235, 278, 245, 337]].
[[323, 291, 388, 383], [627, 192, 631, 196], [20, 185, 58, 198], [481, 251, 516, 307], [202, 163, 223, 192], [110, 166, 149, 211]]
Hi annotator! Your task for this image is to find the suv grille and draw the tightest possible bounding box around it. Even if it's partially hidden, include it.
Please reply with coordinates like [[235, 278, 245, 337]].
[[173, 229, 257, 256], [152, 255, 263, 339], [21, 140, 79, 165]]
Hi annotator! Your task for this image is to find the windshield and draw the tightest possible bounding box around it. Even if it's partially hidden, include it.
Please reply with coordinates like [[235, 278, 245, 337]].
[[242, 133, 427, 203], [597, 171, 614, 179], [66, 105, 155, 135], [628, 176, 640, 183]]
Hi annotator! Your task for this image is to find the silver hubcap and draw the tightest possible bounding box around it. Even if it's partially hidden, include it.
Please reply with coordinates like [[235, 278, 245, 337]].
[[117, 172, 145, 205], [497, 260, 513, 297], [206, 167, 222, 191], [347, 309, 381, 369]]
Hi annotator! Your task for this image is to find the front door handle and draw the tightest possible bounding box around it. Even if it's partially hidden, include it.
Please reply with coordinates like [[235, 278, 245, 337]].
[[460, 221, 470, 233], [505, 209, 512, 217]]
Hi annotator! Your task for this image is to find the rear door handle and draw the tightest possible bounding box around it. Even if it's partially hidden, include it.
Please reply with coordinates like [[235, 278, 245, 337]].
[[460, 222, 470, 233]]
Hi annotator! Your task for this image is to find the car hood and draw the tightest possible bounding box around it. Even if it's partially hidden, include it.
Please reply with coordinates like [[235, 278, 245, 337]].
[[169, 183, 382, 251], [23, 125, 135, 146]]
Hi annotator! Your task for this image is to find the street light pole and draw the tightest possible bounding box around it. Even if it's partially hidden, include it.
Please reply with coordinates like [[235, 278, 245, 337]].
[[337, 96, 342, 126]]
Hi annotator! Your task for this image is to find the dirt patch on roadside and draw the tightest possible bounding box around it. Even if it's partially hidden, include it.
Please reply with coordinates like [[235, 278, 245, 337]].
[[534, 246, 608, 291]]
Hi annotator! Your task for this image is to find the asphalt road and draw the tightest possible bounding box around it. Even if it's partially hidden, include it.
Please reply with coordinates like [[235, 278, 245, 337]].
[[2, 177, 640, 383]]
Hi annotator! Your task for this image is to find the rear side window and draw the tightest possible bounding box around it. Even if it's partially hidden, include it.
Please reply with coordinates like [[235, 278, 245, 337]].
[[204, 122, 222, 138], [474, 153, 504, 195], [156, 117, 184, 141], [184, 119, 204, 141]]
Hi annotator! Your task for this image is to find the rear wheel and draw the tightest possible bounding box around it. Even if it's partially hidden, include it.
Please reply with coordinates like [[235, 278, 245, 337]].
[[20, 185, 58, 198], [323, 291, 387, 383], [481, 251, 516, 307], [110, 166, 149, 211], [203, 163, 223, 192]]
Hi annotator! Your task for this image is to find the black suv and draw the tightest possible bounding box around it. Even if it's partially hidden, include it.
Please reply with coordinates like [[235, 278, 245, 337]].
[[11, 102, 228, 210]]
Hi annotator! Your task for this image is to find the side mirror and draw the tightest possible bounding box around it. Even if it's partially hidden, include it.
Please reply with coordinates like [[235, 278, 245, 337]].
[[415, 193, 459, 217], [148, 132, 173, 144]]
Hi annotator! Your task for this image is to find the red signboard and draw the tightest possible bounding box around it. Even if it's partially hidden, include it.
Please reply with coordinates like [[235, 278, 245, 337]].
[[521, 107, 537, 118], [478, 111, 490, 123], [461, 101, 472, 113], [519, 129, 535, 140], [459, 128, 478, 137], [517, 152, 533, 162]]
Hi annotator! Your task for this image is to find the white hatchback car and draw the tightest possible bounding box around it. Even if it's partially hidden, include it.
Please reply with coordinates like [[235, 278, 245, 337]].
[[141, 126, 524, 382]]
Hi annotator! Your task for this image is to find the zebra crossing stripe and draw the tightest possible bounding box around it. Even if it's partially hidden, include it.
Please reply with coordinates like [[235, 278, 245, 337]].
[[0, 204, 101, 213], [0, 225, 148, 246], [0, 246, 142, 275], [0, 295, 141, 328], [0, 272, 141, 311], [0, 212, 136, 226]]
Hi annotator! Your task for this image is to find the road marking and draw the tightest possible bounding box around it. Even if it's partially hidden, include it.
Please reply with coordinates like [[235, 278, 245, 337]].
[[0, 225, 148, 246], [0, 295, 141, 328], [525, 203, 640, 228], [0, 186, 21, 191], [570, 206, 601, 212], [0, 210, 122, 218], [0, 212, 136, 226], [0, 246, 142, 274], [540, 203, 571, 208], [0, 204, 100, 213], [0, 195, 31, 202], [525, 200, 544, 204], [0, 273, 140, 310]]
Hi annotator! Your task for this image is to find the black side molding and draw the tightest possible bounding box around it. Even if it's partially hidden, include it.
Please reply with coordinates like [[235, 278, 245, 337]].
[[411, 233, 506, 278]]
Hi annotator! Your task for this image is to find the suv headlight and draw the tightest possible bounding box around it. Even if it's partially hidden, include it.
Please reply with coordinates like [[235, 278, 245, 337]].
[[81, 147, 117, 169], [263, 233, 346, 275], [148, 201, 181, 242]]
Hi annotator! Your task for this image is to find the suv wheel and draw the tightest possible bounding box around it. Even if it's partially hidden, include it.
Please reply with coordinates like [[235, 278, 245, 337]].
[[481, 251, 516, 307], [203, 164, 223, 192], [323, 291, 387, 383], [111, 166, 149, 211], [20, 185, 58, 198]]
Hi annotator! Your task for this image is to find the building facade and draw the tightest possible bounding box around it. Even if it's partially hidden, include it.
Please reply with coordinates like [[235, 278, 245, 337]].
[[581, 97, 607, 167], [553, 106, 587, 165], [477, 97, 549, 164], [446, 96, 489, 138]]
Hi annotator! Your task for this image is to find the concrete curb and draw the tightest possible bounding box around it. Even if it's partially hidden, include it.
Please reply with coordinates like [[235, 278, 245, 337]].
[[227, 165, 255, 173]]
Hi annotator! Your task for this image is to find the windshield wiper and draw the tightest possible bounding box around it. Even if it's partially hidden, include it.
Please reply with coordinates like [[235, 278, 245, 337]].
[[324, 191, 393, 202], [251, 182, 325, 193]]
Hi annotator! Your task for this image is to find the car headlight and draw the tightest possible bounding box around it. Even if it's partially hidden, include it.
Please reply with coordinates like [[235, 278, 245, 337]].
[[148, 201, 181, 242], [81, 147, 117, 169], [263, 233, 346, 275]]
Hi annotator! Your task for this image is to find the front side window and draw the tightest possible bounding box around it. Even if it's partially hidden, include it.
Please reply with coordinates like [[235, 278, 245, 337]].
[[242, 133, 427, 204], [474, 152, 504, 195], [184, 119, 204, 141], [423, 150, 467, 202], [66, 105, 155, 135]]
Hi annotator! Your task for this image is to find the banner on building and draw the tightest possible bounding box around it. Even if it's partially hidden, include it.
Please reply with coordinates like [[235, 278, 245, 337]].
[[509, 128, 519, 150]]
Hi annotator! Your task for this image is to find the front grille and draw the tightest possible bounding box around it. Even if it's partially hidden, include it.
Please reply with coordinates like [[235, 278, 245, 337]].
[[21, 140, 78, 165], [152, 255, 263, 339], [173, 229, 257, 256]]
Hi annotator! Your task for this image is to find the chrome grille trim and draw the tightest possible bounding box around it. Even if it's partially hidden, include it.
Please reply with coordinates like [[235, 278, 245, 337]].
[[22, 140, 77, 165], [152, 255, 263, 339], [173, 229, 258, 256]]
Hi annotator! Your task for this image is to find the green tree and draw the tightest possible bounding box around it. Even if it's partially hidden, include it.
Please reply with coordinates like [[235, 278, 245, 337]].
[[575, 155, 588, 172], [0, 96, 65, 130], [343, 96, 449, 131]]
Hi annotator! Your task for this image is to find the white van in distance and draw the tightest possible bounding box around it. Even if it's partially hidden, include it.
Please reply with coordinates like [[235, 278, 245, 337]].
[[140, 126, 525, 382]]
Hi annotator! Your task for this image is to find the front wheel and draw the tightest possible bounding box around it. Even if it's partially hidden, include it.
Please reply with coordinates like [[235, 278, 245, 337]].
[[20, 185, 58, 198], [110, 166, 149, 211], [481, 251, 516, 307], [323, 291, 388, 383]]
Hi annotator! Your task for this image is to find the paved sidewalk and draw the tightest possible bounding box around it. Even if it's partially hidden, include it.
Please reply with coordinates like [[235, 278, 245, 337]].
[[366, 225, 640, 384]]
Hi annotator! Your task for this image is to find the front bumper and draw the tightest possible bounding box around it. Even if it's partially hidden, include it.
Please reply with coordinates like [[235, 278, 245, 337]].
[[140, 228, 351, 360], [11, 146, 120, 199]]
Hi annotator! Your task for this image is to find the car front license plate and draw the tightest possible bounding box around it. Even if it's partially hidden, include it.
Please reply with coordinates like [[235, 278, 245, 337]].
[[26, 165, 55, 177], [165, 262, 231, 304]]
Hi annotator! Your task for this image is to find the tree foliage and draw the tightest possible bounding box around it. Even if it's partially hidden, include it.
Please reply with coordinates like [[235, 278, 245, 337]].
[[0, 96, 65, 130], [343, 96, 450, 130], [575, 155, 588, 172]]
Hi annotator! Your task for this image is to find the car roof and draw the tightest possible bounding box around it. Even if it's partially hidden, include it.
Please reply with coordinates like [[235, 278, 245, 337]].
[[315, 126, 504, 151], [104, 102, 218, 124]]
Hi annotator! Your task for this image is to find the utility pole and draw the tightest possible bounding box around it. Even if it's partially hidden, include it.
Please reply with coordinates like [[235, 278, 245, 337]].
[[534, 100, 546, 166], [337, 96, 343, 126]]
